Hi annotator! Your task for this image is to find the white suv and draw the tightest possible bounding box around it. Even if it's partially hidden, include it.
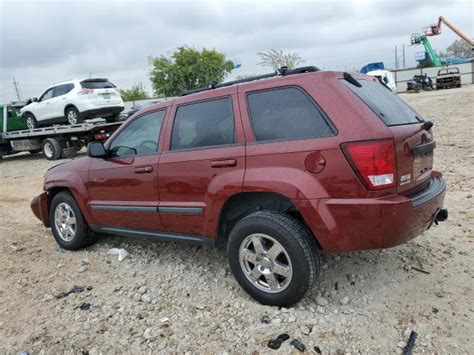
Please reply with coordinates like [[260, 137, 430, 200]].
[[21, 78, 125, 129]]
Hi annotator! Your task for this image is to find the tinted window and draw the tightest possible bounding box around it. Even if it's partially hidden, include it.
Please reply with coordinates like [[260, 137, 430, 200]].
[[342, 79, 422, 126], [171, 97, 234, 150], [247, 87, 334, 142], [53, 84, 74, 97], [40, 88, 54, 101], [110, 110, 165, 157], [81, 79, 116, 89]]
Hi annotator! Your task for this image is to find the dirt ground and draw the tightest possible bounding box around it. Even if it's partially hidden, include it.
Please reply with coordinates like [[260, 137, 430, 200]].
[[0, 85, 473, 353]]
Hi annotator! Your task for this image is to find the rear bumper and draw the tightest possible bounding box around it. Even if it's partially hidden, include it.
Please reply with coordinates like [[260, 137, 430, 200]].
[[297, 174, 447, 253], [31, 192, 50, 227], [81, 106, 124, 119]]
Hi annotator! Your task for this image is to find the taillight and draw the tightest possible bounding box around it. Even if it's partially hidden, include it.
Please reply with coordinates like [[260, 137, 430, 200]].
[[342, 139, 396, 190], [94, 132, 109, 140], [79, 88, 94, 95]]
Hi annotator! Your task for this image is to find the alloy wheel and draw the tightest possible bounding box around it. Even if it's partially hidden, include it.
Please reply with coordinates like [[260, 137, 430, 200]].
[[54, 202, 77, 242], [239, 233, 293, 293], [67, 110, 78, 125]]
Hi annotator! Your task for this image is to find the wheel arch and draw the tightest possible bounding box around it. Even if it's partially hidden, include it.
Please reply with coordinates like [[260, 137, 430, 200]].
[[46, 184, 92, 225], [64, 104, 79, 117], [215, 191, 322, 249]]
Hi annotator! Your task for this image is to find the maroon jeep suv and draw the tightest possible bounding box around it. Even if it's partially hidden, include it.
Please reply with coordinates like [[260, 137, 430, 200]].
[[31, 67, 447, 306]]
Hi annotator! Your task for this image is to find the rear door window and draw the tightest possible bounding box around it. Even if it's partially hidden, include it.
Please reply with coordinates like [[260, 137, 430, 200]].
[[342, 79, 422, 126], [81, 79, 116, 89], [246, 87, 334, 142], [171, 97, 234, 150], [53, 84, 74, 97]]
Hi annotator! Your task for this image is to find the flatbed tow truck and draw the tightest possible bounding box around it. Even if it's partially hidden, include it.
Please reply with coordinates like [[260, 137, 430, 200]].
[[1, 104, 122, 160]]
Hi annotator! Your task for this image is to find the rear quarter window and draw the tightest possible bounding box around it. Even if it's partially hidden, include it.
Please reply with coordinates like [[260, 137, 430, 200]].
[[246, 87, 335, 142], [342, 78, 422, 126]]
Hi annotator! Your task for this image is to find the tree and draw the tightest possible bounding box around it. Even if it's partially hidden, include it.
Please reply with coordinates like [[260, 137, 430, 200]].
[[257, 49, 305, 70], [120, 83, 149, 102], [149, 46, 234, 97], [440, 39, 472, 58]]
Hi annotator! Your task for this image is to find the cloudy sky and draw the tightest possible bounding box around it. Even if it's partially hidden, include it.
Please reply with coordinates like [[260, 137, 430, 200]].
[[0, 0, 472, 103]]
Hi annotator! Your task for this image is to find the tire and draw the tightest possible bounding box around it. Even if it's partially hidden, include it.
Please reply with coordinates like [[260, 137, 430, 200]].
[[227, 210, 320, 306], [42, 138, 63, 160], [25, 113, 38, 129], [65, 106, 83, 125], [49, 191, 98, 250]]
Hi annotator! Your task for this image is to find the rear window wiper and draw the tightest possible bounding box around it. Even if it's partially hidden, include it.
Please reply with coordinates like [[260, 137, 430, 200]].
[[343, 72, 362, 87]]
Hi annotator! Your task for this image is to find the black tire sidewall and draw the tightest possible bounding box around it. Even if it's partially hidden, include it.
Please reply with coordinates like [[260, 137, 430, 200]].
[[49, 192, 86, 250], [42, 138, 62, 160], [227, 213, 315, 306], [66, 107, 82, 125], [25, 113, 37, 129]]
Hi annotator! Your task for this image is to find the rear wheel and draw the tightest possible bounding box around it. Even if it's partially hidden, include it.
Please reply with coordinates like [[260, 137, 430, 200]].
[[227, 210, 320, 306], [42, 138, 62, 160], [66, 107, 82, 125], [50, 192, 98, 250], [25, 113, 38, 129]]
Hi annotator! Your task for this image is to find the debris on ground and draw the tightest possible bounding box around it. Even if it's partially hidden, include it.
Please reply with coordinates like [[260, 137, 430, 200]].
[[260, 314, 270, 324], [314, 345, 322, 353], [79, 303, 91, 310], [290, 338, 306, 352], [411, 266, 430, 274], [55, 286, 85, 299], [107, 248, 129, 261], [267, 333, 290, 350], [402, 330, 418, 355]]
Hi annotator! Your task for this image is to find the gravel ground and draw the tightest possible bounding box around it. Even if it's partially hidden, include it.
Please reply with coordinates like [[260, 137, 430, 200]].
[[0, 85, 473, 353]]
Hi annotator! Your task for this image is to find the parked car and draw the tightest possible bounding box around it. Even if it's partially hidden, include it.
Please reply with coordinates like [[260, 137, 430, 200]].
[[407, 74, 434, 92], [126, 101, 160, 118], [31, 67, 447, 306], [436, 67, 461, 89], [20, 78, 124, 129], [366, 69, 397, 92]]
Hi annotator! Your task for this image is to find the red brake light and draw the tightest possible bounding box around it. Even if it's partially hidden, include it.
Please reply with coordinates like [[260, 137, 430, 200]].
[[343, 139, 396, 190], [79, 88, 94, 95]]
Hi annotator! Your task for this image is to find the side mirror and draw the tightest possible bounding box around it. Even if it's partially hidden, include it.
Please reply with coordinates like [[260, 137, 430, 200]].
[[32, 97, 38, 102], [87, 142, 108, 158]]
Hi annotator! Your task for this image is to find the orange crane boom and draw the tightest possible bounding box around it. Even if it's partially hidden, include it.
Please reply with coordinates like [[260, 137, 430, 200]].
[[423, 16, 473, 47]]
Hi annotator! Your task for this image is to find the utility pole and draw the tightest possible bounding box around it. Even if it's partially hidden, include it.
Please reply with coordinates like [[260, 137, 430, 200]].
[[394, 45, 399, 70], [13, 77, 21, 101], [402, 44, 406, 68]]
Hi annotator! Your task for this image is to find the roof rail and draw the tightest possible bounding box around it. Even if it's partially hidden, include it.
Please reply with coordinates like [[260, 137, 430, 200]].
[[181, 65, 321, 96]]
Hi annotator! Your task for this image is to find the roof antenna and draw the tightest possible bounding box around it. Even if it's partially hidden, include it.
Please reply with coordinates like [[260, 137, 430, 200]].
[[89, 72, 92, 78]]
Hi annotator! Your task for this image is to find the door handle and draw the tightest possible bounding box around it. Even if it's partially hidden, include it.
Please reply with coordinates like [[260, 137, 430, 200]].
[[210, 159, 237, 168], [134, 166, 153, 174]]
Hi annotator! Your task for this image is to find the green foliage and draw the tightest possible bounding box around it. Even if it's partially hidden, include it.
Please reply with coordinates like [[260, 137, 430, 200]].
[[120, 83, 149, 102], [149, 46, 234, 97], [440, 39, 472, 59]]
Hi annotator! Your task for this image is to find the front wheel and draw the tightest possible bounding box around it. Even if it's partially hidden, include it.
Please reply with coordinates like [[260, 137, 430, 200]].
[[227, 210, 320, 306], [25, 113, 38, 130], [49, 192, 98, 250]]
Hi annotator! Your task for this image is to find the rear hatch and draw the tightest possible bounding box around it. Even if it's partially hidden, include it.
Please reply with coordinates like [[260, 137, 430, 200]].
[[80, 79, 123, 107], [341, 76, 435, 194]]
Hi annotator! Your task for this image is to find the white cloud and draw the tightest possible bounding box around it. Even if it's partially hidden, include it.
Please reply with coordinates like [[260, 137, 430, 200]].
[[0, 0, 472, 102]]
